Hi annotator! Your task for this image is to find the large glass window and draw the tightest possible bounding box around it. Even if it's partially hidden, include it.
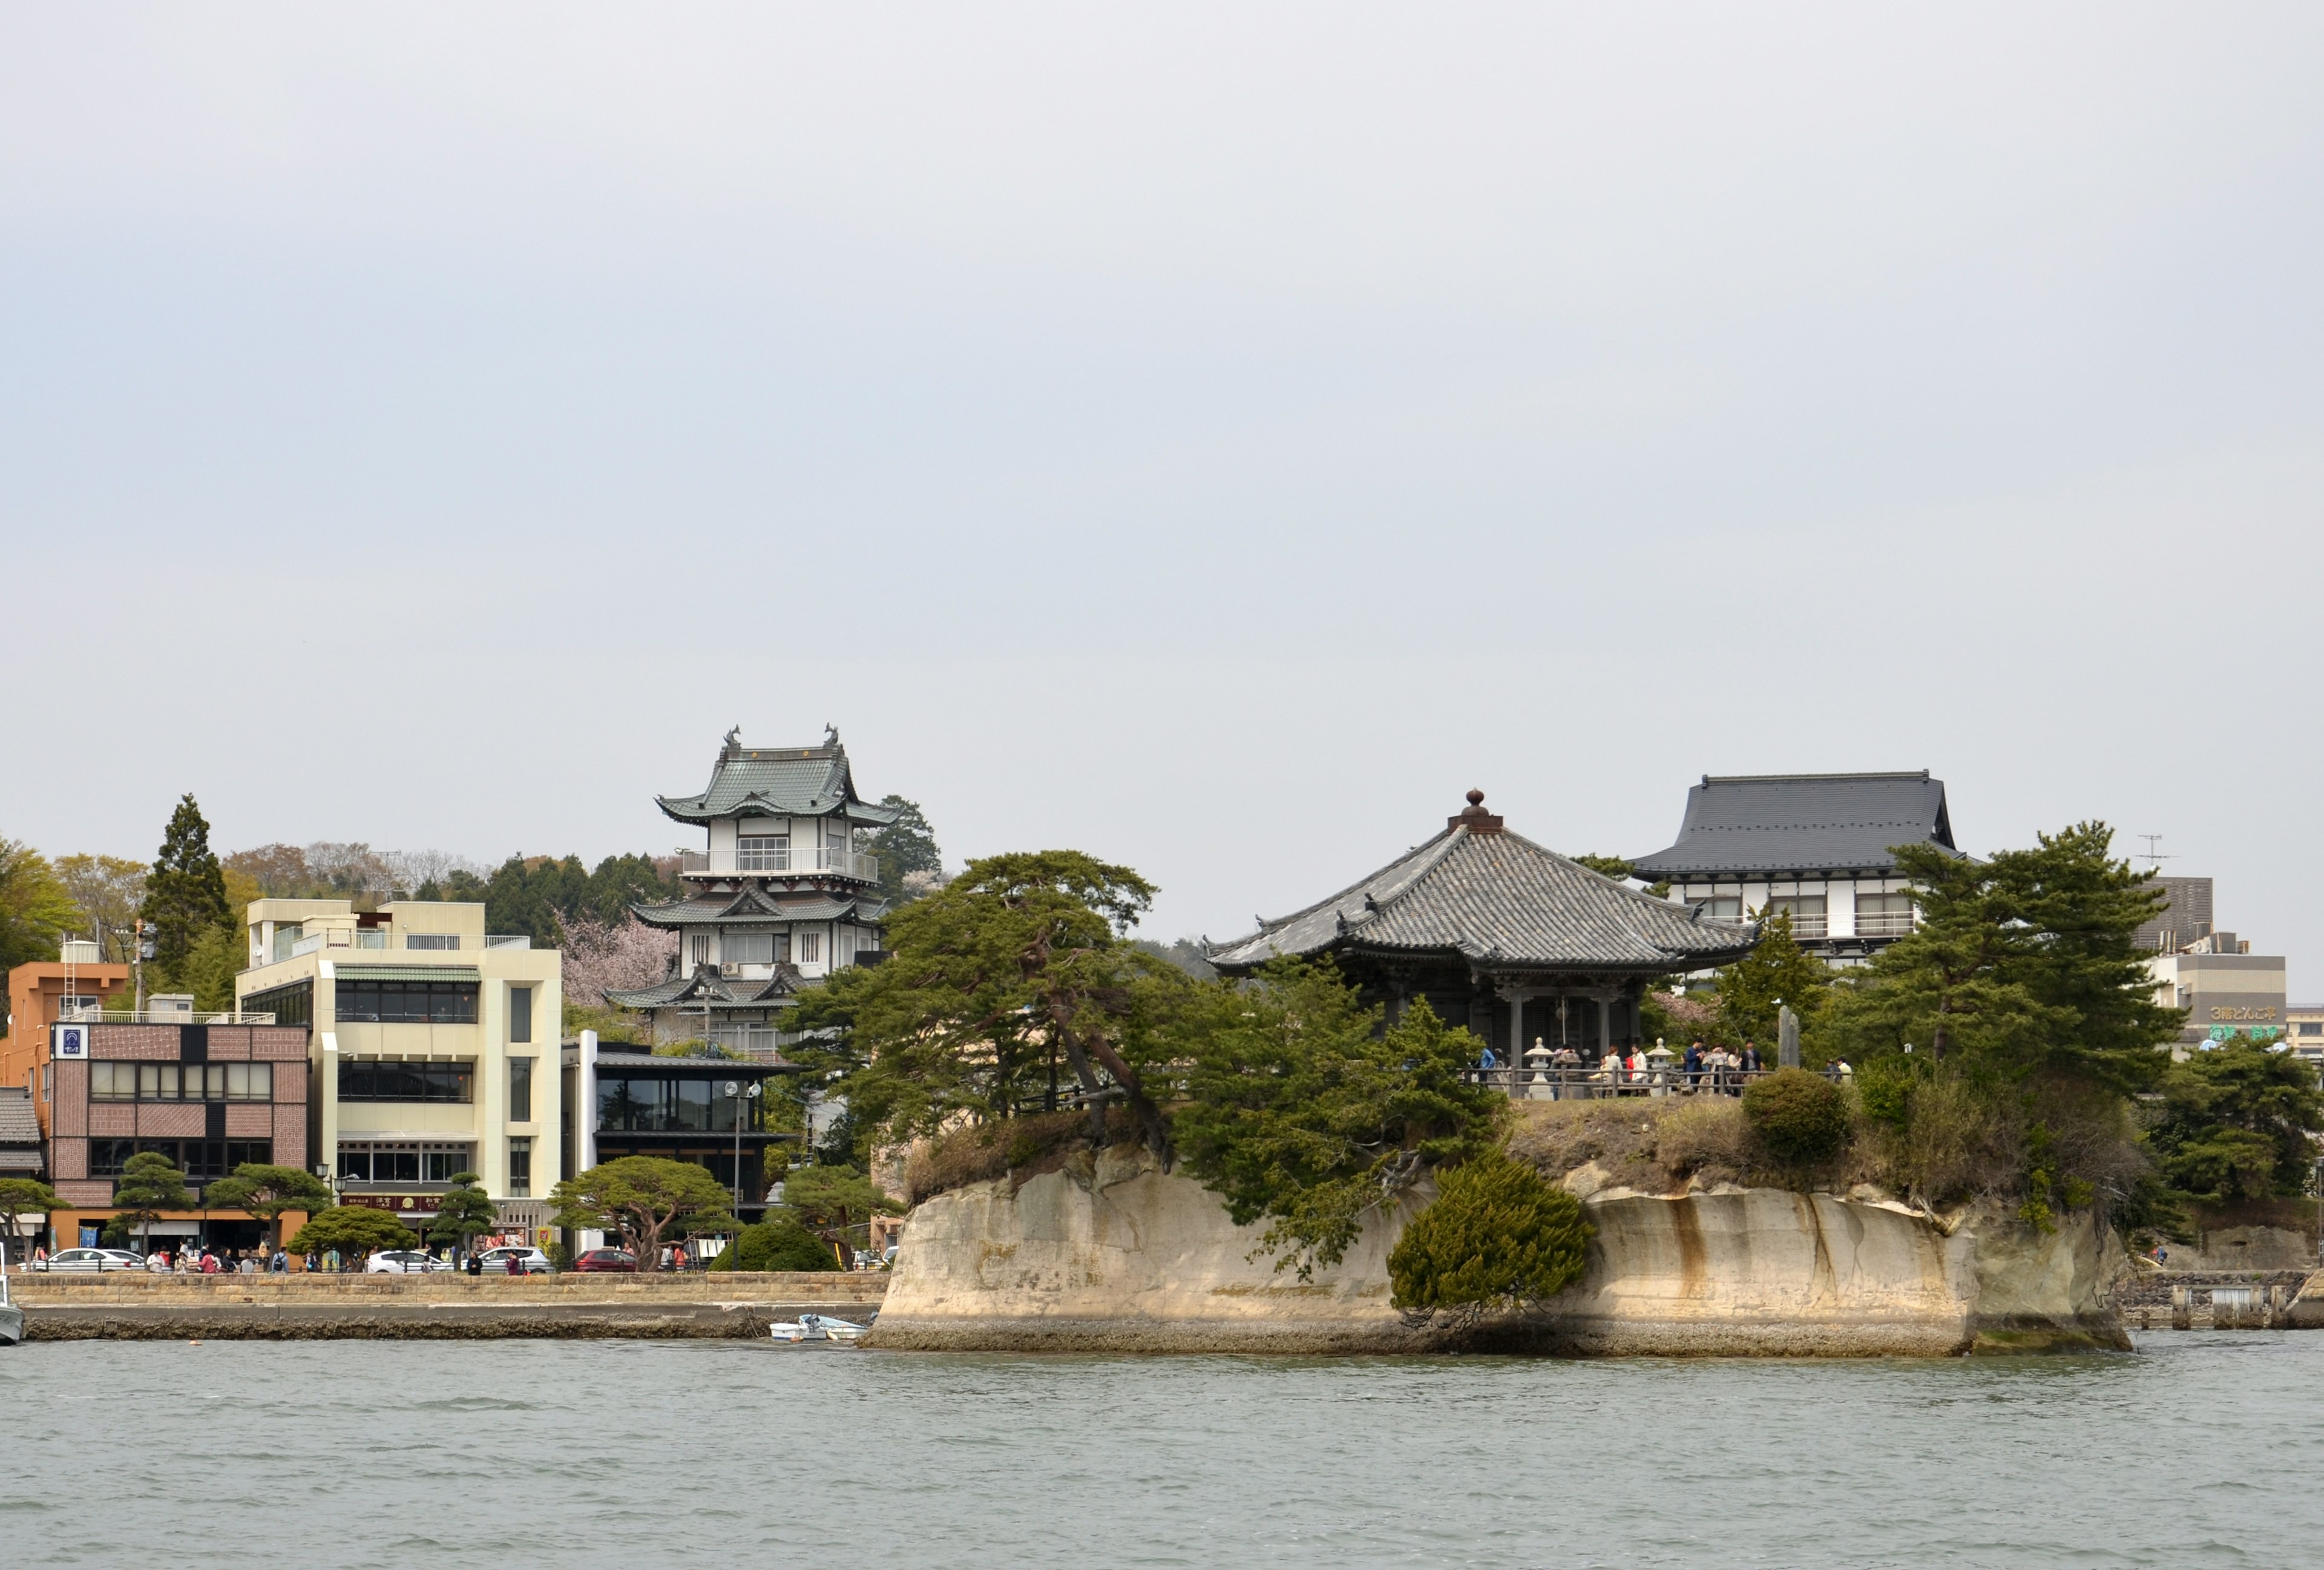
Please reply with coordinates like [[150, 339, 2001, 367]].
[[337, 1059, 475, 1103], [1687, 896, 1744, 921], [508, 1137, 531, 1198], [241, 980, 312, 1028], [597, 1076, 765, 1133], [90, 1062, 136, 1101], [509, 1057, 534, 1122], [1857, 892, 1915, 937], [333, 980, 479, 1024], [737, 835, 789, 872], [93, 1140, 272, 1180], [1768, 895, 1828, 938], [336, 1141, 473, 1183], [509, 986, 533, 1044]]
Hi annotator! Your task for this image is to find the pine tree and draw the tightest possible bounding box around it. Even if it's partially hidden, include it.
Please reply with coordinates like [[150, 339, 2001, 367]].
[[1713, 911, 1831, 1052], [141, 795, 231, 976], [868, 795, 943, 907]]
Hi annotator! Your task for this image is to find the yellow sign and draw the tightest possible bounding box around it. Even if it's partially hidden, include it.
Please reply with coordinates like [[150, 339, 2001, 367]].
[[2210, 1006, 2277, 1021]]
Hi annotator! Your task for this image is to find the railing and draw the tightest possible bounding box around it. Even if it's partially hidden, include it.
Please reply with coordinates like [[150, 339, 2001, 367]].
[[1855, 912, 1914, 938], [1460, 1065, 1845, 1100], [1784, 917, 1830, 939], [691, 849, 881, 881], [277, 931, 528, 957], [57, 1007, 278, 1025]]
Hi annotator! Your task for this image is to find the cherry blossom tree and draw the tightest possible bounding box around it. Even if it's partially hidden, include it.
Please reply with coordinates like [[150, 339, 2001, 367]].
[[556, 913, 678, 1008]]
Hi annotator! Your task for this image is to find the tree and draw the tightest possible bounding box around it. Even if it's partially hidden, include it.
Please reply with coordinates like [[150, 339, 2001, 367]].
[[287, 1205, 423, 1261], [556, 913, 678, 1008], [1388, 1151, 1592, 1322], [792, 850, 1187, 1155], [52, 855, 149, 964], [1166, 961, 1503, 1278], [202, 1163, 335, 1251], [550, 1157, 735, 1269], [0, 1177, 59, 1264], [141, 795, 231, 977], [0, 838, 79, 971], [425, 1172, 501, 1261], [778, 1165, 901, 1262], [111, 1151, 194, 1253], [709, 1218, 845, 1272], [2149, 1043, 2324, 1204], [867, 795, 944, 908], [1714, 911, 1831, 1053], [177, 923, 246, 1013]]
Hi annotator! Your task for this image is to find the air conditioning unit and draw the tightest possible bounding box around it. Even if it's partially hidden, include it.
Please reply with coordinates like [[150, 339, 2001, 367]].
[[721, 963, 745, 979]]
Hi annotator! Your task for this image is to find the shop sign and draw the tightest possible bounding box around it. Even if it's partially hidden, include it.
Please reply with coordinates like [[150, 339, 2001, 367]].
[[343, 1194, 441, 1215]]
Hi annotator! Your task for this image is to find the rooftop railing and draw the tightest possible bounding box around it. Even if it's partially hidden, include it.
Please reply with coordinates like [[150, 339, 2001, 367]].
[[57, 1007, 278, 1025], [686, 849, 881, 881], [273, 931, 529, 962]]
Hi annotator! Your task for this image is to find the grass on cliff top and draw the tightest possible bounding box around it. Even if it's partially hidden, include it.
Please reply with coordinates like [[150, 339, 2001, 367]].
[[901, 1109, 1144, 1204]]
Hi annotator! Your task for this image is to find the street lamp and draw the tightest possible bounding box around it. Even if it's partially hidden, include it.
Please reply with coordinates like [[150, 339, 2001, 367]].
[[721, 1080, 762, 1220]]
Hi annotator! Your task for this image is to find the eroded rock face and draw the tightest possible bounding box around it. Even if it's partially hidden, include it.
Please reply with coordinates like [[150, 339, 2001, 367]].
[[868, 1150, 2129, 1356]]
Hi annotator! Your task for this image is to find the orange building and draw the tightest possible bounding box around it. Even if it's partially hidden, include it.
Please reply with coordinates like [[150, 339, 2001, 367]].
[[2, 945, 133, 1140]]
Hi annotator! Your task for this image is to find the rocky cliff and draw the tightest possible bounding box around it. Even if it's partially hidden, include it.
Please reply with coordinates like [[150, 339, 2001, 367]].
[[865, 1148, 2129, 1355]]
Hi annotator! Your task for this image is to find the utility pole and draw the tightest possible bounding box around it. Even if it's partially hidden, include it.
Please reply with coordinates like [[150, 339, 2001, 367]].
[[134, 920, 155, 1016]]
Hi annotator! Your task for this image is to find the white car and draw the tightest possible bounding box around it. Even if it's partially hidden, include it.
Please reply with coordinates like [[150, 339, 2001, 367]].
[[364, 1249, 450, 1274], [38, 1247, 144, 1272], [474, 1246, 554, 1275]]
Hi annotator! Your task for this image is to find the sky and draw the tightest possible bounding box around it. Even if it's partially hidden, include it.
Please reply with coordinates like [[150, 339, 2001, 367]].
[[4, 5, 2320, 986]]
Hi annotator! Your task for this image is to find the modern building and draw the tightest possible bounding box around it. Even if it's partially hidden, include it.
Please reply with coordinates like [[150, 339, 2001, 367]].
[[608, 728, 896, 1056], [2144, 930, 2287, 1051], [42, 1015, 312, 1253], [1629, 771, 1963, 965], [2, 942, 133, 1138], [560, 1031, 801, 1220], [234, 898, 562, 1246], [1208, 789, 1760, 1067], [2133, 876, 2215, 953], [2286, 1005, 2324, 1064]]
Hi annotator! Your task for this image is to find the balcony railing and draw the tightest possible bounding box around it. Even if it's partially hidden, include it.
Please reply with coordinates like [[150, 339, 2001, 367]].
[[58, 1007, 278, 1025], [1784, 916, 1831, 939], [1855, 912, 1914, 938], [275, 931, 528, 961], [692, 849, 881, 881]]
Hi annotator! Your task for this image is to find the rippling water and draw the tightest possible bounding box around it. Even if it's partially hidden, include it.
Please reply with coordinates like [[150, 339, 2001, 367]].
[[4, 1332, 2316, 1568]]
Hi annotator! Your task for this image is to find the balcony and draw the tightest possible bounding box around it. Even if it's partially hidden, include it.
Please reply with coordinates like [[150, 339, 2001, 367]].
[[277, 930, 527, 961], [1855, 912, 1914, 939], [1785, 917, 1831, 940], [693, 848, 881, 881]]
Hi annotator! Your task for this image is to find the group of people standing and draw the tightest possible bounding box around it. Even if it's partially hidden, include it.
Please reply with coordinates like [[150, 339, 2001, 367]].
[[139, 1246, 292, 1274], [1472, 1039, 1768, 1096], [1681, 1040, 1763, 1094]]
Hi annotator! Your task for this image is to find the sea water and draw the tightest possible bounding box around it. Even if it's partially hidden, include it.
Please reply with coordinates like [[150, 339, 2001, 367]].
[[2, 1332, 2316, 1567]]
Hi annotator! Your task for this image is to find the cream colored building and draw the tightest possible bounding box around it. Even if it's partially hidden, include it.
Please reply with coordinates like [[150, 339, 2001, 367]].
[[235, 899, 562, 1240]]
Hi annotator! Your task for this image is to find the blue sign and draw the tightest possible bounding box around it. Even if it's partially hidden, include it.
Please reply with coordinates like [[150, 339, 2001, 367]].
[[52, 1023, 87, 1059]]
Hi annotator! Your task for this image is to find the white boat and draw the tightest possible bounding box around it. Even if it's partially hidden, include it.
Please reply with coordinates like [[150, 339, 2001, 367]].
[[0, 1245, 23, 1347], [769, 1312, 872, 1344]]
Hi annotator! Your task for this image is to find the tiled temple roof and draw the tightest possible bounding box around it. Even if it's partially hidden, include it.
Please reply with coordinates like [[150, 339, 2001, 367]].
[[1631, 771, 1960, 879], [655, 731, 902, 828], [604, 965, 804, 1011], [1210, 793, 1758, 977], [630, 885, 887, 931]]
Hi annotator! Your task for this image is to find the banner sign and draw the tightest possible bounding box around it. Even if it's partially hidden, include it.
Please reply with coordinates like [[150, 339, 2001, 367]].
[[52, 1023, 88, 1059]]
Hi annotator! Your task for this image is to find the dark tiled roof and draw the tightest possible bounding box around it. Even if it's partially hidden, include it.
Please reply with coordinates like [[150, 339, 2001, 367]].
[[1630, 772, 1961, 878], [0, 1087, 40, 1145], [655, 735, 901, 828], [1209, 822, 1759, 975], [0, 1148, 43, 1172], [605, 966, 803, 1011], [631, 886, 887, 930]]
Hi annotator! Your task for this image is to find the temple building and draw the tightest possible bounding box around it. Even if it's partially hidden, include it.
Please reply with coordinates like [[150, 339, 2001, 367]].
[[1629, 771, 1962, 967], [1207, 790, 1758, 1065], [608, 728, 897, 1056]]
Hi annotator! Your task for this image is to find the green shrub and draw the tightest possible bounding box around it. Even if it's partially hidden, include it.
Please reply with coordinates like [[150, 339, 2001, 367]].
[[1742, 1068, 1848, 1166], [712, 1220, 844, 1273], [1388, 1151, 1592, 1318]]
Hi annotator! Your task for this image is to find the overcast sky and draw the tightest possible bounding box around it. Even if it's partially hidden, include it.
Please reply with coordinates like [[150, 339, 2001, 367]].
[[4, 5, 2319, 985]]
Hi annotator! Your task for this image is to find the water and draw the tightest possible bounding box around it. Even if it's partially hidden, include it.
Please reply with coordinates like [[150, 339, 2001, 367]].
[[4, 1332, 2316, 1568]]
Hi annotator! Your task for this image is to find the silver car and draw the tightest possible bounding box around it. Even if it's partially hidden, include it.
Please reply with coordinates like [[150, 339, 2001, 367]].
[[474, 1246, 554, 1275], [363, 1249, 450, 1274], [38, 1247, 145, 1272]]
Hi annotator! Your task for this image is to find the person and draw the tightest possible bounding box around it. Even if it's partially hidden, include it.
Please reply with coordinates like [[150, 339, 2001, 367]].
[[1626, 1046, 1647, 1087], [1740, 1042, 1763, 1076], [304, 1250, 319, 1273], [271, 1249, 288, 1273], [323, 1247, 340, 1273], [31, 1244, 45, 1269], [467, 1250, 482, 1276], [1478, 1044, 1499, 1074], [672, 1244, 688, 1273], [1682, 1041, 1704, 1092], [238, 1252, 257, 1275], [200, 1249, 220, 1275]]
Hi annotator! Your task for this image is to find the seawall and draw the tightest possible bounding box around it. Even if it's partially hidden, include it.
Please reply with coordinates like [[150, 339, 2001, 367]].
[[865, 1148, 2127, 1356], [10, 1272, 887, 1341]]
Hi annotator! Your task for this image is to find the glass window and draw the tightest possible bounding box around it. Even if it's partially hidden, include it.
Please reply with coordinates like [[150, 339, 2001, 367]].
[[508, 1137, 532, 1198], [689, 935, 711, 969], [798, 931, 821, 964], [677, 1079, 712, 1131], [510, 986, 533, 1045], [91, 1062, 134, 1101], [737, 835, 789, 872], [338, 1059, 475, 1103], [333, 980, 480, 1024], [509, 1057, 534, 1122], [222, 1063, 273, 1101], [723, 932, 774, 966], [91, 1138, 136, 1175], [241, 980, 312, 1028], [1688, 896, 1744, 921], [1857, 892, 1914, 936]]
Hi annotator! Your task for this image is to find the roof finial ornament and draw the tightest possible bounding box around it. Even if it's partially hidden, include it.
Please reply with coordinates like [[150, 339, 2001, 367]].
[[721, 724, 742, 757], [1467, 789, 1485, 807], [823, 721, 840, 747], [1449, 787, 1505, 835]]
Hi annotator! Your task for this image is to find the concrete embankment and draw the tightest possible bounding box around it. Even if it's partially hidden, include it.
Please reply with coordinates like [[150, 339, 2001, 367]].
[[11, 1272, 887, 1341], [866, 1146, 2127, 1356]]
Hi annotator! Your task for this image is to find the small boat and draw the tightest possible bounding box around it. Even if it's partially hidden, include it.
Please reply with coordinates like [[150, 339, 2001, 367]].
[[769, 1312, 873, 1344], [0, 1246, 24, 1347]]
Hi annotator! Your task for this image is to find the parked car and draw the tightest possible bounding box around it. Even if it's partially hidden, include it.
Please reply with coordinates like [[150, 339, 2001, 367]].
[[38, 1247, 144, 1272], [364, 1249, 450, 1274], [571, 1248, 638, 1273], [475, 1246, 554, 1276]]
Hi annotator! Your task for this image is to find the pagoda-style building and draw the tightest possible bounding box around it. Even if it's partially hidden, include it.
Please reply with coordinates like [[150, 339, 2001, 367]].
[[608, 728, 898, 1055], [1207, 790, 1759, 1064]]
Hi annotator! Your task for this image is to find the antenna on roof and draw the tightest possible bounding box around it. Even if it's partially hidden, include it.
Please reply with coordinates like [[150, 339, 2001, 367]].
[[2136, 834, 2173, 872]]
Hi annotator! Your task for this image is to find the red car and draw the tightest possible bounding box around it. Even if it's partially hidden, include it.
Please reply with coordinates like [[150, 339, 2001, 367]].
[[571, 1248, 639, 1273]]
